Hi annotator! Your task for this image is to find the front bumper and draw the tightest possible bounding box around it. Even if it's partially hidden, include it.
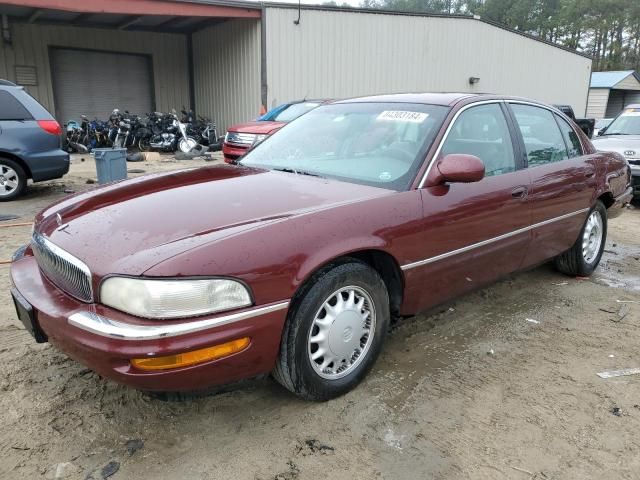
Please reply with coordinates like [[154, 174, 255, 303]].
[[222, 142, 249, 163], [10, 253, 289, 392]]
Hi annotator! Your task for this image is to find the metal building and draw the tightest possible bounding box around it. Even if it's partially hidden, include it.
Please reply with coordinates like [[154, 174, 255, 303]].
[[0, 0, 592, 131], [586, 70, 640, 120]]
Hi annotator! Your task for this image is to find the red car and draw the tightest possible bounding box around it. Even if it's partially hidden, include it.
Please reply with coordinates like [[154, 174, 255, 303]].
[[222, 99, 330, 163], [10, 93, 633, 401]]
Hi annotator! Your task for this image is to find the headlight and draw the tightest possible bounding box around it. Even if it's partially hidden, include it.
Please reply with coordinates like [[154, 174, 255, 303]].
[[100, 277, 252, 319], [253, 134, 268, 145]]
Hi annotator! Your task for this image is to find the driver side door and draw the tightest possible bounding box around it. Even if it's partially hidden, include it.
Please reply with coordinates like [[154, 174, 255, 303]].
[[402, 101, 533, 314]]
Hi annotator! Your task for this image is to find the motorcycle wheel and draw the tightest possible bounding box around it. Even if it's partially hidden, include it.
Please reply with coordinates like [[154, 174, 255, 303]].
[[138, 137, 152, 152], [178, 137, 198, 153]]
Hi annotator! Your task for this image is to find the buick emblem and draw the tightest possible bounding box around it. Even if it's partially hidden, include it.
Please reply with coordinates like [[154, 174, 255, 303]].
[[624, 150, 636, 157]]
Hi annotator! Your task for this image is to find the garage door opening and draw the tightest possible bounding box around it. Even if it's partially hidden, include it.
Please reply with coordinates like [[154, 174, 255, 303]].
[[50, 48, 154, 123]]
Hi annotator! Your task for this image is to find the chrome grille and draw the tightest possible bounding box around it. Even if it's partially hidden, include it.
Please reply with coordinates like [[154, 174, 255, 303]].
[[31, 232, 93, 302], [225, 131, 256, 146]]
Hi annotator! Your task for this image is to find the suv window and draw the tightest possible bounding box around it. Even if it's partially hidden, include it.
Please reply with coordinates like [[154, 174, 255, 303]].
[[511, 104, 568, 166], [441, 103, 516, 177], [0, 90, 33, 121], [555, 114, 583, 158]]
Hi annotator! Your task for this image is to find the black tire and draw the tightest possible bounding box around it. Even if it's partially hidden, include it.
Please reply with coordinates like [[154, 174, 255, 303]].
[[0, 157, 27, 202], [138, 137, 151, 152], [554, 200, 607, 276], [273, 259, 390, 401]]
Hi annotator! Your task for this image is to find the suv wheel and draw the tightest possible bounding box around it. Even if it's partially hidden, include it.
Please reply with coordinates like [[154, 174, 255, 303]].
[[0, 158, 27, 201]]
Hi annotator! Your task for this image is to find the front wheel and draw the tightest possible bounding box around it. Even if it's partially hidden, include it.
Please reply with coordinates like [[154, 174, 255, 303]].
[[178, 137, 198, 153], [555, 201, 607, 276], [138, 137, 151, 152], [273, 260, 390, 401]]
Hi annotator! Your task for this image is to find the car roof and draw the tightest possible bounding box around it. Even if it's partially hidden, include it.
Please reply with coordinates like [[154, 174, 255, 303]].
[[0, 79, 18, 88], [336, 92, 548, 107]]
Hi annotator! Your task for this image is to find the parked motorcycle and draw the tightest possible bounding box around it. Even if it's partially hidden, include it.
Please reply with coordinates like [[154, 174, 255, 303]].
[[147, 110, 197, 153]]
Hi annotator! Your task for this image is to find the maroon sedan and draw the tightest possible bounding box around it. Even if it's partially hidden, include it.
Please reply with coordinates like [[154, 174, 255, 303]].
[[10, 93, 632, 401]]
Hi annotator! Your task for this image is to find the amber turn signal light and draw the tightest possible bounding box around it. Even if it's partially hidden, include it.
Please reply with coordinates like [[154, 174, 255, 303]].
[[131, 337, 251, 371]]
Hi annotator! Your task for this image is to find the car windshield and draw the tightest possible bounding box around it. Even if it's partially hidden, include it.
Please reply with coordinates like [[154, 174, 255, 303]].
[[240, 102, 449, 190], [602, 109, 640, 135]]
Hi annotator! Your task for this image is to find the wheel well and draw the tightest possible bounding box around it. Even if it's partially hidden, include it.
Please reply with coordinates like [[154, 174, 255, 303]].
[[598, 192, 615, 209], [0, 152, 32, 179], [345, 250, 404, 318]]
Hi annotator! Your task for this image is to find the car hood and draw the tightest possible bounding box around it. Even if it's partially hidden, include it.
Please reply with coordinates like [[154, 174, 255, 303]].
[[34, 165, 391, 278], [591, 135, 640, 159], [227, 121, 285, 135]]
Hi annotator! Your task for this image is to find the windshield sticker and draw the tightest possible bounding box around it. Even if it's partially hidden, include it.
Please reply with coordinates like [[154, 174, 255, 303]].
[[377, 111, 428, 123], [379, 171, 392, 181]]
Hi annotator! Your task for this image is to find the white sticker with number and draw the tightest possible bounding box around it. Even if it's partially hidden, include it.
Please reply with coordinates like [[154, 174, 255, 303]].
[[377, 111, 429, 123]]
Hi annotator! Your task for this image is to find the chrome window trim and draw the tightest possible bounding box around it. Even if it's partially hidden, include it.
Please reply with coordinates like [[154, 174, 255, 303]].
[[417, 99, 505, 189], [401, 208, 589, 271], [68, 301, 290, 340]]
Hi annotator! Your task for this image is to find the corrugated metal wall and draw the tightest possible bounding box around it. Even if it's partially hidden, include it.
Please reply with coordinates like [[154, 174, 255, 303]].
[[0, 22, 189, 119], [605, 90, 626, 118], [264, 8, 592, 115], [193, 19, 261, 131], [586, 89, 610, 119]]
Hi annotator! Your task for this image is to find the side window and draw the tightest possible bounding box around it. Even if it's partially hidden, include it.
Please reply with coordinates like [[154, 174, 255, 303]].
[[441, 104, 516, 177], [510, 104, 568, 166], [555, 114, 583, 158], [0, 91, 32, 121]]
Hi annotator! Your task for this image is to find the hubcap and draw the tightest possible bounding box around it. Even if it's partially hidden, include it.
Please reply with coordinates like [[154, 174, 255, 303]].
[[307, 286, 376, 380], [0, 165, 19, 197], [582, 210, 603, 264]]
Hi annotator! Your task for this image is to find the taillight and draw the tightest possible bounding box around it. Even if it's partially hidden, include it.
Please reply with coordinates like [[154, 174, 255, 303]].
[[37, 120, 62, 136]]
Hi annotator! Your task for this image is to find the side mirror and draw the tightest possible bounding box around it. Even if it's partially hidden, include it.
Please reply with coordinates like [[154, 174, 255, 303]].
[[434, 153, 485, 184]]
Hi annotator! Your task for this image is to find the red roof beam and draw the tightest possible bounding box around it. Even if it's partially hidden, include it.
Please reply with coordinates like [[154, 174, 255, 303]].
[[0, 0, 261, 18]]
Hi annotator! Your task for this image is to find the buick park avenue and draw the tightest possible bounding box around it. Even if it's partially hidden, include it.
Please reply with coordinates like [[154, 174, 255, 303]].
[[11, 94, 632, 401]]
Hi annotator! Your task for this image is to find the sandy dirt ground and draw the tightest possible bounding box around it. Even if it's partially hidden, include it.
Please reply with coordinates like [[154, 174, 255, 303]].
[[0, 155, 639, 480]]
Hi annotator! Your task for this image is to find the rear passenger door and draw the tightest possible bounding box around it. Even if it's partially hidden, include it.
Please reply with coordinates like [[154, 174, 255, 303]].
[[507, 102, 595, 267]]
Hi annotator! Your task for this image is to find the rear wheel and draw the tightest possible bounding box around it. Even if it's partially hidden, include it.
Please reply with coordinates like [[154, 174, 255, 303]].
[[273, 260, 390, 401], [555, 201, 607, 276], [0, 158, 27, 202]]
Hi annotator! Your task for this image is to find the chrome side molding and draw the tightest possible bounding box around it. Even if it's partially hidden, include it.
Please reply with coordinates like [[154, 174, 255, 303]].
[[401, 208, 589, 271]]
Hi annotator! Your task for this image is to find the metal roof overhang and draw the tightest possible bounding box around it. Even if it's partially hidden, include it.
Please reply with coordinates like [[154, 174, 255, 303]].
[[0, 0, 261, 34]]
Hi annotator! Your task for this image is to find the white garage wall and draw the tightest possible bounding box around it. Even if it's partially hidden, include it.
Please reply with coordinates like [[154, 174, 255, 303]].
[[265, 8, 592, 115], [0, 22, 189, 119], [193, 19, 261, 131]]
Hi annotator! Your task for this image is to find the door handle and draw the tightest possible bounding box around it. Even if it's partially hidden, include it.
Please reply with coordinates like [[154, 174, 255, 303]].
[[511, 186, 528, 199], [585, 170, 595, 178]]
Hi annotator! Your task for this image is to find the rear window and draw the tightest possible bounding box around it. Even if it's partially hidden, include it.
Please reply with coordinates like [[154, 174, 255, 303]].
[[0, 90, 33, 121]]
